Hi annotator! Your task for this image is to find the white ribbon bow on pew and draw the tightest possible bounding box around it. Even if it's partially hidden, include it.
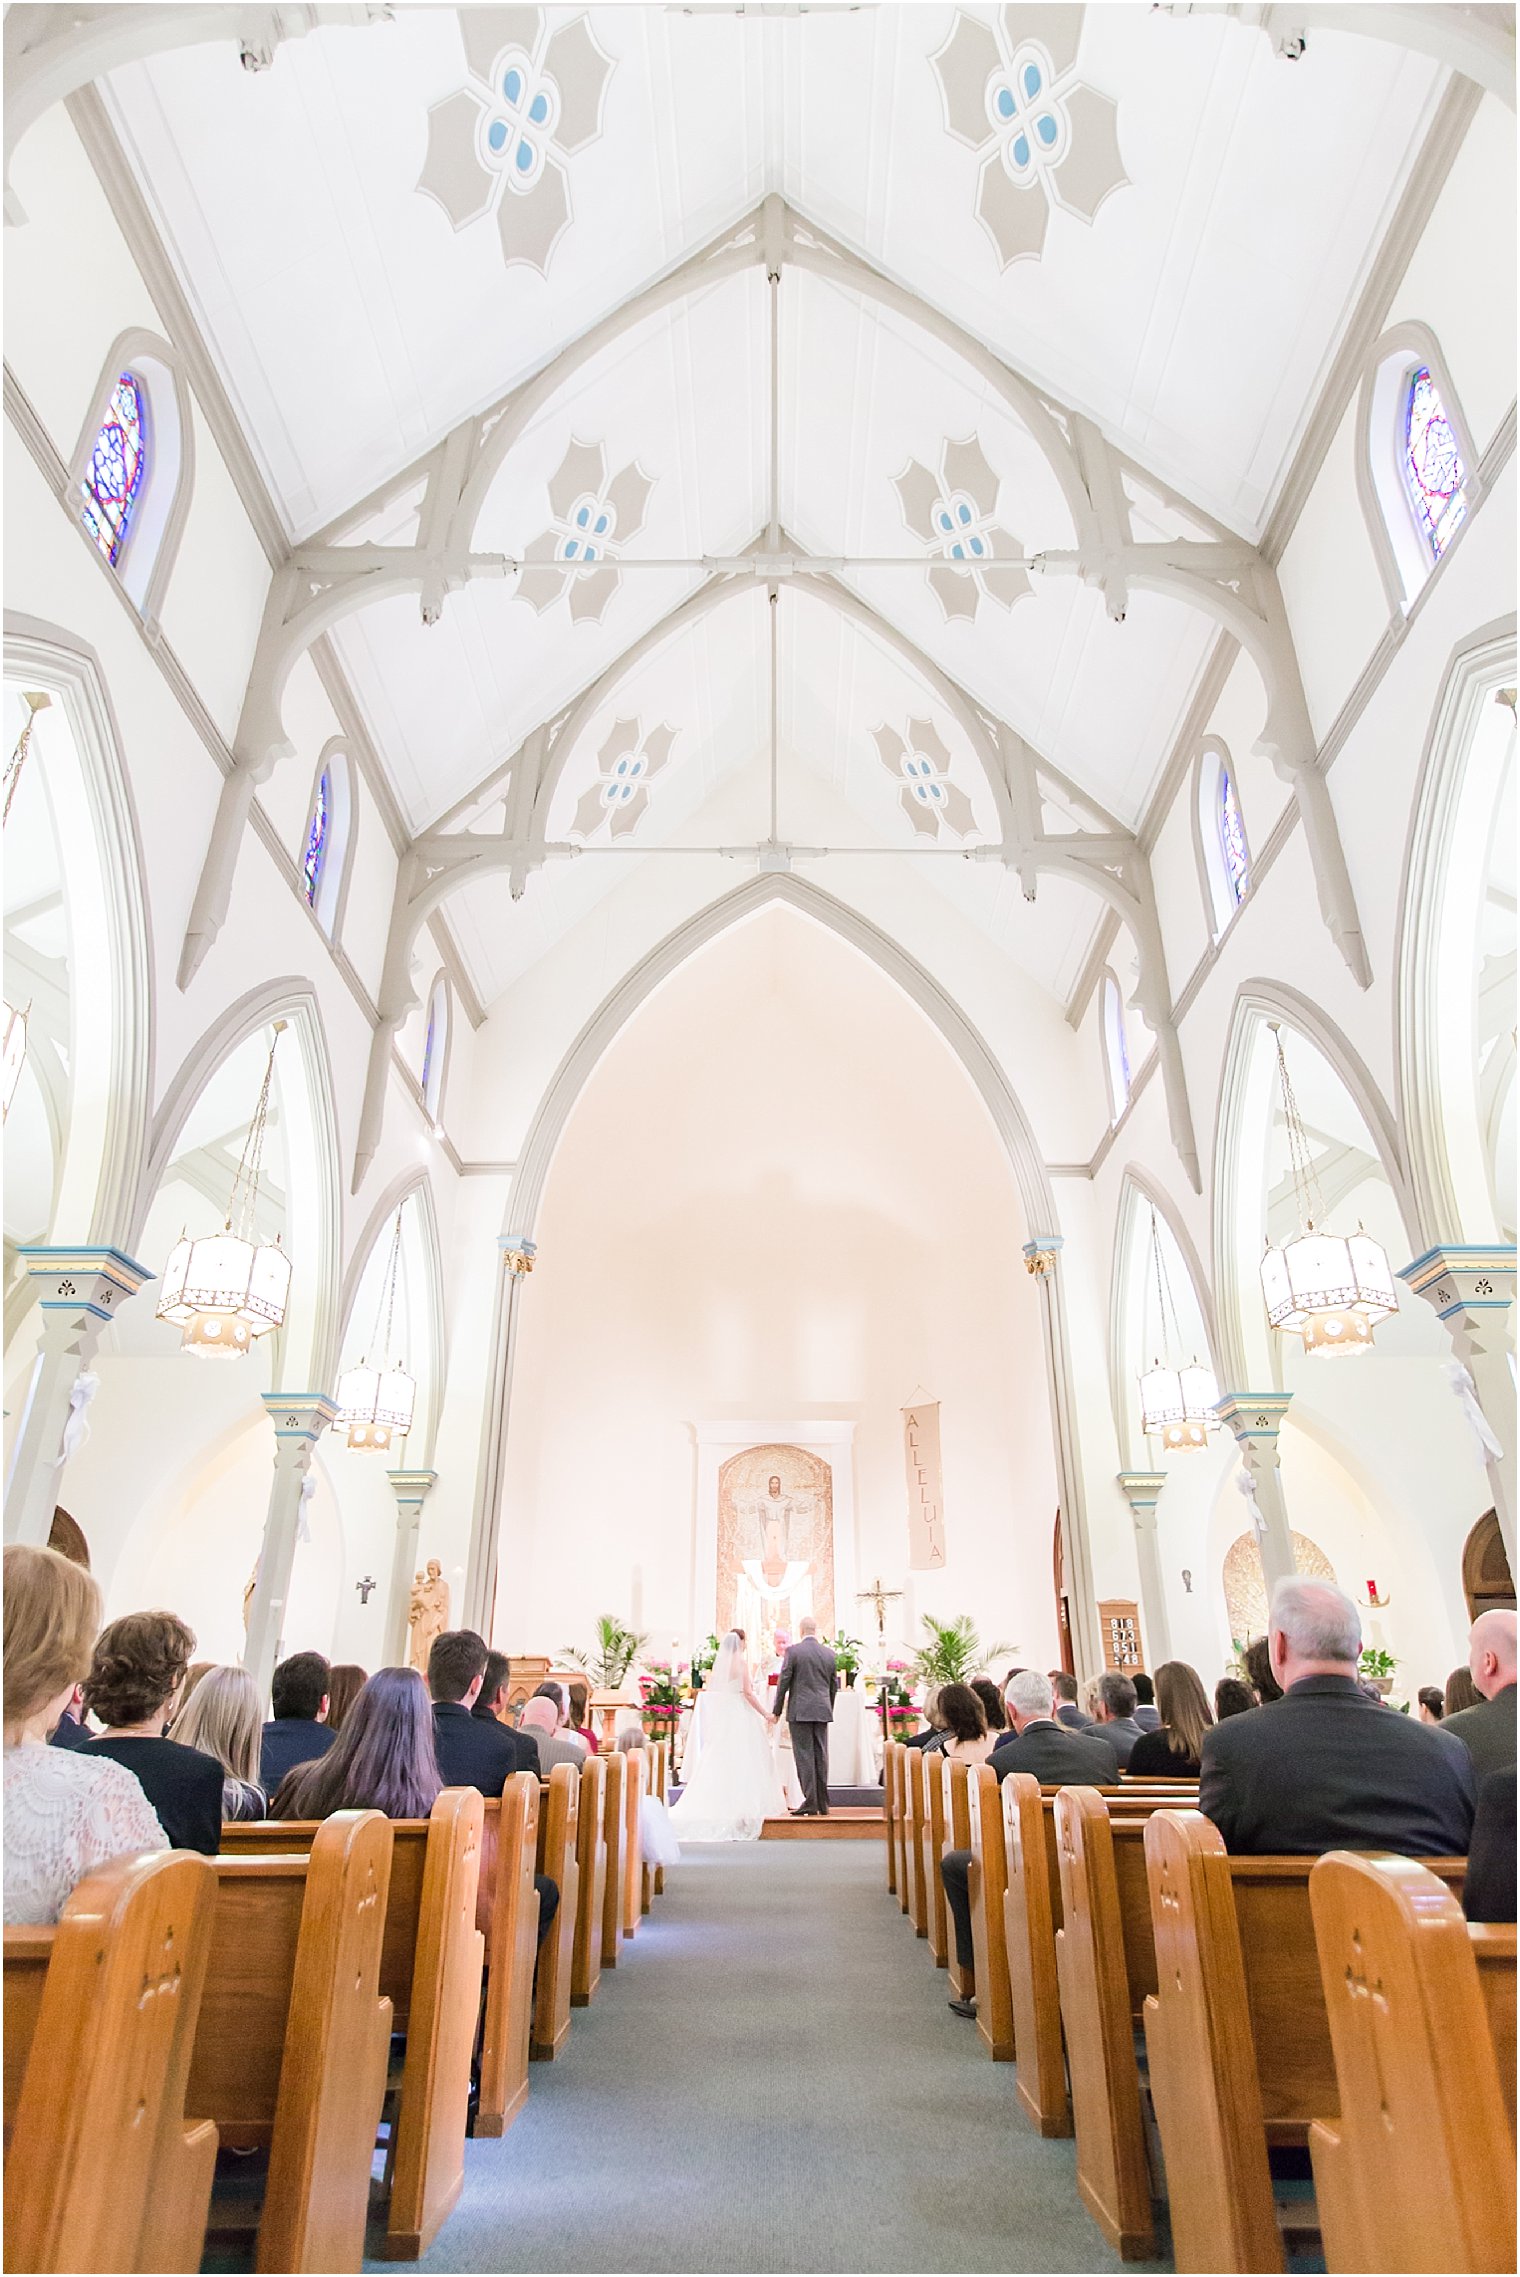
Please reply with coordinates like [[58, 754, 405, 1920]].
[[55, 1368, 99, 1466], [1444, 1359, 1504, 1465]]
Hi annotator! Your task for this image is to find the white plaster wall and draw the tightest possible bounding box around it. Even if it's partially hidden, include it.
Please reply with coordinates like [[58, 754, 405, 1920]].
[[1278, 396, 1392, 739], [493, 904, 1060, 1667], [1387, 93, 1517, 452]]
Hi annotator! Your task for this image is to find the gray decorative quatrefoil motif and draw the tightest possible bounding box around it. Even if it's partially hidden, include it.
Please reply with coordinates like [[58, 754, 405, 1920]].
[[416, 7, 614, 275], [930, 5, 1127, 270], [517, 438, 654, 624], [873, 719, 977, 840], [893, 434, 1030, 622], [571, 717, 677, 840]]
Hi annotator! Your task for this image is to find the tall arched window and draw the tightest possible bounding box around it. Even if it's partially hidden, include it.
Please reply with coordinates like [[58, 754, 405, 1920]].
[[1218, 763, 1249, 905], [1101, 973, 1131, 1123], [299, 747, 353, 938], [80, 374, 148, 566], [1401, 365, 1468, 564], [421, 974, 451, 1119], [1196, 738, 1250, 937]]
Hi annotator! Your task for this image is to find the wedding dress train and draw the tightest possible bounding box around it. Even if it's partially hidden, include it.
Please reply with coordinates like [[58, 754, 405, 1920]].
[[668, 1632, 786, 1841]]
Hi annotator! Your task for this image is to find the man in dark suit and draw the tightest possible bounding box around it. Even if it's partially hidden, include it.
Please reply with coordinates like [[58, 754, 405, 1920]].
[[1463, 1767, 1516, 1923], [1442, 1610, 1516, 1779], [1093, 1672, 1144, 1767], [1131, 1672, 1162, 1733], [428, 1630, 558, 1948], [942, 1671, 1119, 2016], [1050, 1671, 1093, 1731], [259, 1650, 335, 1796], [773, 1620, 837, 1815], [1200, 1577, 1475, 1856], [472, 1649, 513, 1728]]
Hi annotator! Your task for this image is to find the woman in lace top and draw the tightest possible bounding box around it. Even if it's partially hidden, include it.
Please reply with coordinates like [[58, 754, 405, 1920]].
[[3, 1544, 166, 1925]]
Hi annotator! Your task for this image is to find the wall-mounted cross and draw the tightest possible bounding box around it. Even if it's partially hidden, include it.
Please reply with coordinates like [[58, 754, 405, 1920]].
[[857, 1575, 903, 1647], [356, 1575, 377, 1604]]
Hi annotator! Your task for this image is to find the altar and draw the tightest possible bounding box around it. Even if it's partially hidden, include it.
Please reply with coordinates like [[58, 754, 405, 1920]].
[[829, 1683, 882, 1786]]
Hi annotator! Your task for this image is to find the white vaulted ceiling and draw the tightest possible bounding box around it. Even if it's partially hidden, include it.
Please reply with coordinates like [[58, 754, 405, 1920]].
[[99, 4, 1446, 1011]]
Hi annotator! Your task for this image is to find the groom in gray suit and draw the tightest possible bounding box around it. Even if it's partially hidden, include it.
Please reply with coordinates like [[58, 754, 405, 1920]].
[[773, 1618, 838, 1816]]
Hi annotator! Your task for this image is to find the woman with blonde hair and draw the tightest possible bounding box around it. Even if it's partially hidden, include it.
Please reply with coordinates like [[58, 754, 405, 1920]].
[[3, 1544, 166, 1924], [171, 1664, 267, 1820]]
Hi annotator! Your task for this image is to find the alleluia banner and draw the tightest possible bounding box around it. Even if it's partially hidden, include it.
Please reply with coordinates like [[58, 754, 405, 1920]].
[[903, 1401, 946, 1570]]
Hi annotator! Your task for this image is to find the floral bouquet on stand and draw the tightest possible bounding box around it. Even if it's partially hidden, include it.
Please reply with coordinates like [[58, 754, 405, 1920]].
[[879, 1658, 919, 1739], [639, 1661, 684, 1739]]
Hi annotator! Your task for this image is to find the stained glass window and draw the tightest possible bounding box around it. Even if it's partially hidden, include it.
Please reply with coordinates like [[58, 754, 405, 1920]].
[[1102, 975, 1130, 1121], [1402, 366, 1467, 561], [302, 769, 330, 906], [80, 374, 147, 566], [421, 1005, 436, 1100], [1218, 765, 1249, 905]]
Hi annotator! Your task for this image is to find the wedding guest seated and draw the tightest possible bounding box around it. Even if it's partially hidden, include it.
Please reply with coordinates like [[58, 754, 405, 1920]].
[[1050, 1670, 1092, 1730], [1092, 1672, 1143, 1768], [1444, 1662, 1483, 1716], [970, 1678, 1006, 1736], [259, 1650, 335, 1794], [906, 1689, 948, 1755], [521, 1694, 588, 1774], [1131, 1671, 1162, 1733], [937, 1683, 997, 1766], [1462, 1767, 1517, 1924], [171, 1664, 267, 1820], [1199, 1578, 1475, 1856], [1417, 1686, 1445, 1725], [531, 1681, 587, 1753], [1441, 1610, 1516, 1778], [84, 1610, 224, 1854], [429, 1631, 539, 1790], [4, 1545, 166, 1924], [179, 1661, 213, 1712], [270, 1667, 440, 1819], [567, 1680, 600, 1754], [46, 1681, 92, 1751], [1242, 1634, 1283, 1704], [1213, 1675, 1256, 1723], [324, 1662, 368, 1734], [1126, 1660, 1212, 1778], [473, 1650, 512, 1724], [942, 1672, 1118, 2017]]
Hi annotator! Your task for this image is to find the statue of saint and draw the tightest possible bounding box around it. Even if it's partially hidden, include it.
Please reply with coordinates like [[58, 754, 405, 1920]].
[[408, 1558, 449, 1673], [734, 1474, 815, 1664]]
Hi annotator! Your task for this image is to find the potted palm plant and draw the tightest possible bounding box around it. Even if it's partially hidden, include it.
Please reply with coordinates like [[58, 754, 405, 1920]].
[[911, 1613, 1013, 1690], [564, 1613, 648, 1692]]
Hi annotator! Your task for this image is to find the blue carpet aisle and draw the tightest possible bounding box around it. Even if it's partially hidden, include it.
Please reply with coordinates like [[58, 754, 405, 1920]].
[[371, 1837, 1172, 2274]]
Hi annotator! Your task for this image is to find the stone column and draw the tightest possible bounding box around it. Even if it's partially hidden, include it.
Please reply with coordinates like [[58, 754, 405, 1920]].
[[1400, 1245, 1516, 1569], [1213, 1393, 1296, 1596], [1023, 1237, 1104, 1679], [385, 1468, 438, 1665], [464, 1236, 537, 1637], [4, 1246, 154, 1545], [1117, 1472, 1172, 1666], [244, 1393, 337, 1696]]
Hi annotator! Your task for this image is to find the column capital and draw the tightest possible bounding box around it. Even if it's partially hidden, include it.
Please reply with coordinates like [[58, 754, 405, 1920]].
[[1213, 1392, 1293, 1447], [260, 1392, 338, 1447], [388, 1468, 438, 1505], [1399, 1244, 1516, 1320], [16, 1244, 154, 1320], [1023, 1235, 1063, 1278], [1117, 1471, 1168, 1517], [499, 1235, 537, 1276]]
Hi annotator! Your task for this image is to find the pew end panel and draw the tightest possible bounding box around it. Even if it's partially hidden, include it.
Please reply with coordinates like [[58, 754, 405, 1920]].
[[572, 1754, 609, 2007], [385, 1788, 486, 2261], [4, 1849, 219, 2276], [600, 1751, 626, 1969], [924, 1752, 950, 1967], [478, 1774, 541, 2139], [1001, 1773, 1071, 2138], [968, 1764, 1014, 2062], [622, 1747, 646, 1939], [1306, 1851, 1515, 2276], [883, 1742, 898, 1896], [533, 1764, 580, 2060], [944, 1758, 975, 2000]]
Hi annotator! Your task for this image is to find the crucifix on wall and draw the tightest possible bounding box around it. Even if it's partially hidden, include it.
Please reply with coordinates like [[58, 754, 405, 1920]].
[[355, 1575, 376, 1604], [857, 1575, 903, 1651]]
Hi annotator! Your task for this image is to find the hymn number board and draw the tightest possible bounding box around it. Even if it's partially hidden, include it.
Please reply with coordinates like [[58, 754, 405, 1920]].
[[1097, 1599, 1144, 1673]]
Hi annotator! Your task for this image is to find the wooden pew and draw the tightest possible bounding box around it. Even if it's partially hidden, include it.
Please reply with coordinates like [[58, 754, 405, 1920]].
[[943, 1757, 975, 2000], [967, 1763, 1015, 2062], [1142, 1810, 1464, 2275], [1000, 1778, 1197, 2142], [4, 1849, 219, 2275], [642, 1740, 670, 1910], [600, 1749, 626, 1968], [652, 1738, 671, 1896], [476, 1774, 540, 2139], [220, 1788, 485, 2260], [1305, 1851, 1515, 2274], [904, 1746, 929, 1937], [1053, 1787, 1161, 2259], [621, 1745, 646, 1939], [571, 1753, 608, 2006], [922, 1748, 950, 1966], [533, 1763, 580, 2059], [883, 1740, 898, 1896], [892, 1743, 911, 1914]]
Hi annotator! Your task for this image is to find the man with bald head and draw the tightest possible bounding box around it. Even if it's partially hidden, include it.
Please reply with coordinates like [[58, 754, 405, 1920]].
[[1442, 1608, 1517, 1779], [1198, 1577, 1474, 1856]]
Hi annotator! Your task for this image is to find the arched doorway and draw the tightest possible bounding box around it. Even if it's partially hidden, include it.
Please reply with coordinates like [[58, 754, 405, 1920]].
[[1463, 1510, 1515, 1620]]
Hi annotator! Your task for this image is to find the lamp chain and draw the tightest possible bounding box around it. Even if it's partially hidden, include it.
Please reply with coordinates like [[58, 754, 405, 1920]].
[[3, 694, 50, 829], [1270, 1024, 1325, 1230], [1148, 1206, 1185, 1365], [227, 1023, 284, 1240], [372, 1208, 404, 1363]]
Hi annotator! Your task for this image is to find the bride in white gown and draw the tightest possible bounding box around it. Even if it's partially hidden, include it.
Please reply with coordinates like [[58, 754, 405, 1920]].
[[668, 1631, 786, 1841]]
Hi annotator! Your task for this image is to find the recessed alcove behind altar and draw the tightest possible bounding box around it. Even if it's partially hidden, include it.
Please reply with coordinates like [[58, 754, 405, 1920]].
[[496, 901, 1059, 1667]]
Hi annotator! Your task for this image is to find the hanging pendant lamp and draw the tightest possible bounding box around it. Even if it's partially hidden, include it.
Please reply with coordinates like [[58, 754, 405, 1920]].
[[1258, 1025, 1397, 1356], [335, 1208, 416, 1450], [156, 1023, 292, 1356], [1137, 1206, 1218, 1448]]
